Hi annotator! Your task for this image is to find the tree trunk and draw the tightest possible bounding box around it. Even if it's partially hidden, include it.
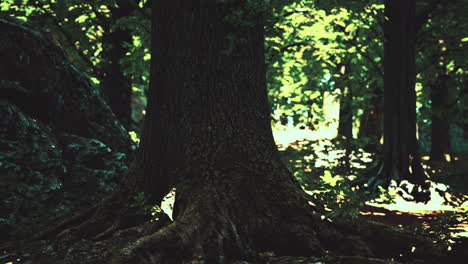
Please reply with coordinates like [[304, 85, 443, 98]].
[[337, 63, 353, 171], [461, 78, 468, 140], [116, 1, 439, 261], [101, 30, 132, 128], [100, 2, 134, 129], [338, 64, 353, 141], [430, 73, 450, 161], [358, 82, 383, 153], [382, 0, 427, 190]]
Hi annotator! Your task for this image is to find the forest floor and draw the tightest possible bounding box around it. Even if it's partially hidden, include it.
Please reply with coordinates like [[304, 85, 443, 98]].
[[1, 129, 466, 264], [273, 128, 468, 239]]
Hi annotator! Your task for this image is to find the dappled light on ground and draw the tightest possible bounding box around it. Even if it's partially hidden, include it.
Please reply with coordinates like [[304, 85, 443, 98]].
[[366, 184, 468, 238], [274, 128, 468, 238], [273, 128, 335, 149]]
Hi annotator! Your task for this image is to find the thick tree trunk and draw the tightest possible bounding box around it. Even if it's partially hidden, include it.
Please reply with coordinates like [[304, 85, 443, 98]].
[[382, 0, 427, 189], [115, 1, 441, 262], [139, 1, 280, 205]]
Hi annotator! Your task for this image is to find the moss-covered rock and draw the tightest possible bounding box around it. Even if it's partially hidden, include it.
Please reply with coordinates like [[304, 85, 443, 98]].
[[0, 16, 135, 239]]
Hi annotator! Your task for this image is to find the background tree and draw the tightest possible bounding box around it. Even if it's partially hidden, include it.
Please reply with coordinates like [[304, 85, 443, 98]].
[[365, 0, 468, 200], [362, 0, 428, 199]]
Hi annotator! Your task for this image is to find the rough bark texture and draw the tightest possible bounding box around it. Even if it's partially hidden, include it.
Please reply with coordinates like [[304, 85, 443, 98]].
[[0, 16, 135, 239], [94, 1, 451, 263]]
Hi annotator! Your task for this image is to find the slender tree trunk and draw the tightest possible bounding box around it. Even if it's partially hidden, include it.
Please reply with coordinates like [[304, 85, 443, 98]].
[[338, 64, 353, 141], [101, 30, 132, 128], [337, 63, 353, 171], [359, 82, 383, 153], [383, 0, 427, 188], [430, 73, 450, 161], [461, 78, 468, 140], [100, 2, 133, 128]]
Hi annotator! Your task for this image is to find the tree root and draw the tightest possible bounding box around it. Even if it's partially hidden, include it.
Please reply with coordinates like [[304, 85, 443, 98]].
[[8, 164, 455, 264]]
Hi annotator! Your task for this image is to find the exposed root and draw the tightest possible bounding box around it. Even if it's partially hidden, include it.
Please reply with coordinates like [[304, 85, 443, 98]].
[[8, 160, 456, 264], [27, 203, 99, 242], [110, 217, 247, 263]]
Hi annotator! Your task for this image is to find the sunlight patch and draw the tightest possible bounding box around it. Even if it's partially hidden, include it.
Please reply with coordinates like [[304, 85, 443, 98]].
[[161, 188, 176, 220]]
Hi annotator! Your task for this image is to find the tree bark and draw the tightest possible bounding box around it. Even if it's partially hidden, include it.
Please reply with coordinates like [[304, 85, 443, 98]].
[[115, 0, 441, 261], [430, 73, 450, 161], [338, 64, 353, 142], [358, 82, 383, 153], [101, 30, 133, 128], [382, 0, 427, 189], [100, 2, 134, 129], [337, 63, 353, 171]]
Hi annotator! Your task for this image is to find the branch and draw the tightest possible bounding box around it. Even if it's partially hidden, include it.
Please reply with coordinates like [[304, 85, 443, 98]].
[[356, 46, 384, 77], [265, 41, 315, 64], [279, 41, 313, 53], [346, 28, 384, 77], [32, 4, 102, 76], [281, 8, 310, 18], [86, 2, 109, 25]]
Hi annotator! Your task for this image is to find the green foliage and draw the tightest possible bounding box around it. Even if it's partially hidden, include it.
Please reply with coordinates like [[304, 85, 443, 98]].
[[128, 131, 140, 145], [405, 210, 468, 244], [415, 1, 468, 151], [2, 0, 465, 148], [1, 0, 150, 127], [129, 192, 161, 216], [282, 139, 385, 219], [0, 102, 128, 238], [266, 1, 384, 129]]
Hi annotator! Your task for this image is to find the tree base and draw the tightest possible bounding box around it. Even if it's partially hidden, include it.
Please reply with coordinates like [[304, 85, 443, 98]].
[[4, 182, 456, 263]]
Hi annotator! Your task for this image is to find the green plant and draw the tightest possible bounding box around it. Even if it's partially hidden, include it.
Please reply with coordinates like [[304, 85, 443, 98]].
[[129, 192, 161, 216]]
